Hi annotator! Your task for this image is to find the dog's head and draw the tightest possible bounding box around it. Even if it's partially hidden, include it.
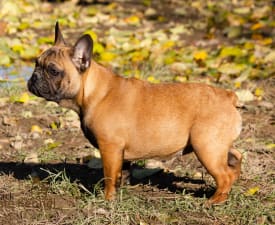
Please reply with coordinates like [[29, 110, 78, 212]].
[[28, 22, 93, 102]]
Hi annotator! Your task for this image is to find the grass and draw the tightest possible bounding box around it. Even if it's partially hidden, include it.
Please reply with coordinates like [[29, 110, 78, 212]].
[[0, 72, 274, 224], [6, 168, 269, 225]]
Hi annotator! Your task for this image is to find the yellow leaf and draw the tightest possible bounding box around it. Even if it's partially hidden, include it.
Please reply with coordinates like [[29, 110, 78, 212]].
[[260, 38, 272, 46], [249, 55, 255, 64], [266, 143, 275, 150], [251, 22, 264, 30], [100, 52, 116, 62], [131, 49, 149, 62], [133, 69, 141, 78], [254, 88, 264, 97], [218, 63, 245, 75], [0, 52, 11, 66], [106, 2, 117, 10], [234, 82, 241, 88], [17, 92, 30, 104], [147, 76, 159, 83], [46, 142, 61, 150], [162, 40, 175, 50], [164, 55, 175, 65], [50, 122, 58, 130], [174, 76, 187, 83], [31, 125, 43, 134], [220, 46, 243, 58], [124, 15, 140, 25], [12, 44, 24, 53], [193, 51, 208, 61], [244, 42, 254, 50], [93, 42, 105, 54], [245, 187, 259, 196], [84, 30, 98, 42]]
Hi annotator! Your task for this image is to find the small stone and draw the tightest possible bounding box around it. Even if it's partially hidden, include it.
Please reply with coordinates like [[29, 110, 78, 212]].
[[144, 8, 158, 20], [258, 101, 273, 109], [30, 132, 41, 139], [132, 168, 162, 180], [145, 159, 164, 169], [24, 152, 39, 164], [2, 116, 17, 126], [87, 158, 103, 169]]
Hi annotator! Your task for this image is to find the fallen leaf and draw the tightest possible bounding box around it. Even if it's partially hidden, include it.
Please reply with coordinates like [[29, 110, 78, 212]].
[[220, 46, 244, 58], [147, 76, 159, 83], [193, 50, 208, 61], [260, 38, 272, 46], [245, 187, 259, 196], [233, 7, 251, 15], [139, 221, 148, 225], [44, 139, 54, 145], [99, 51, 116, 62], [252, 5, 271, 19], [93, 42, 105, 54], [84, 30, 98, 42], [124, 15, 140, 25], [266, 143, 275, 150], [16, 92, 30, 104], [218, 63, 245, 75], [46, 142, 61, 150], [235, 89, 255, 102], [0, 54, 11, 66], [50, 121, 59, 130], [254, 87, 264, 97], [21, 111, 33, 118], [31, 125, 43, 134], [264, 51, 275, 63], [251, 22, 265, 30]]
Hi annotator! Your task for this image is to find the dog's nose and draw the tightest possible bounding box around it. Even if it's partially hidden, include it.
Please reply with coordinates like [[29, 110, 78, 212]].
[[30, 73, 38, 83]]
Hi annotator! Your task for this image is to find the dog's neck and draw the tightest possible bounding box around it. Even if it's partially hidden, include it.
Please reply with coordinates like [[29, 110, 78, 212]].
[[75, 60, 119, 113]]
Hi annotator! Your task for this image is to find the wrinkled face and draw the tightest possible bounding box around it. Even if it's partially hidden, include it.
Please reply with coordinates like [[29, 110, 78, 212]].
[[28, 47, 80, 102], [28, 22, 93, 103]]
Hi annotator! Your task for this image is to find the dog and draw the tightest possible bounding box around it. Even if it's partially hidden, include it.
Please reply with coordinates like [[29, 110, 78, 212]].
[[28, 22, 242, 205]]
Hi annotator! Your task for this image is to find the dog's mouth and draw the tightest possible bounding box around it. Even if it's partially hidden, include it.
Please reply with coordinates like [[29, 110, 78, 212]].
[[28, 74, 61, 103]]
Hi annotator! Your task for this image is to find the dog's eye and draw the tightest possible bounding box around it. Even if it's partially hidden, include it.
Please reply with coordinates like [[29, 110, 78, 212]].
[[48, 65, 61, 77]]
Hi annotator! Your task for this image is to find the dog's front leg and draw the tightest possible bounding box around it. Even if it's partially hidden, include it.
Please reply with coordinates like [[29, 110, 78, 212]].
[[99, 143, 124, 200]]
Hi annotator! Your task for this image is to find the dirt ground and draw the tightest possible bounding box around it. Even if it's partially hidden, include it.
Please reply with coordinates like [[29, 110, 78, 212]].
[[0, 77, 274, 225]]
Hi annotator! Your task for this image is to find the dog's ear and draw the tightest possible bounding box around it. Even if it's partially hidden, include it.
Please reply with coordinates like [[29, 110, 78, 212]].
[[72, 34, 93, 73], [54, 22, 66, 46]]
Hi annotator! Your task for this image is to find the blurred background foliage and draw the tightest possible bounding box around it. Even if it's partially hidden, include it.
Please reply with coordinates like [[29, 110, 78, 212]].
[[0, 0, 274, 89]]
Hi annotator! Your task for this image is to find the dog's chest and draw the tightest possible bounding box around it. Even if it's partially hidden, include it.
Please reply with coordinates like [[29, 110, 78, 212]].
[[80, 119, 99, 149]]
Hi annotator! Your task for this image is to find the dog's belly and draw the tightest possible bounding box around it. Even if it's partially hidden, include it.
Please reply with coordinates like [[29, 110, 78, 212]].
[[124, 125, 190, 160], [124, 144, 185, 160]]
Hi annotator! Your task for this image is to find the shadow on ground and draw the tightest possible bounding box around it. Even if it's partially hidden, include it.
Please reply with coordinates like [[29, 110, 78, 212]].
[[0, 161, 215, 198]]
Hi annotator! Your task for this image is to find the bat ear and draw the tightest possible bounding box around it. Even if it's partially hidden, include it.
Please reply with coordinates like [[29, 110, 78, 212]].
[[72, 34, 93, 72], [54, 21, 66, 46]]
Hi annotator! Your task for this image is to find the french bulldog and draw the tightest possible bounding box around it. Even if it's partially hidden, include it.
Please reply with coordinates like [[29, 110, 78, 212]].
[[28, 22, 242, 205]]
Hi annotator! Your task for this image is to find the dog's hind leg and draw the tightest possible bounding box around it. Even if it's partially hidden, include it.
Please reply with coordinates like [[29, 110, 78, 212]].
[[190, 127, 241, 205]]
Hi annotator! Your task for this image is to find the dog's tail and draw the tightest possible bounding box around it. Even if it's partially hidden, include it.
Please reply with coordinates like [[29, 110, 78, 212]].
[[227, 91, 242, 108], [228, 151, 239, 167]]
